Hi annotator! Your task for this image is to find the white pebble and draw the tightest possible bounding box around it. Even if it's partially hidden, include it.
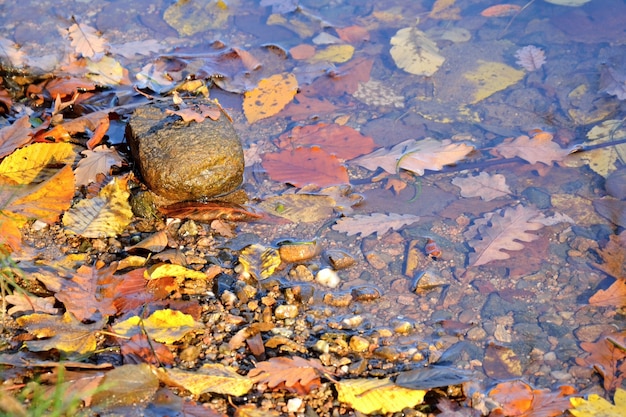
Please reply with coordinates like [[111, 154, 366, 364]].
[[287, 397, 303, 413], [315, 268, 341, 288]]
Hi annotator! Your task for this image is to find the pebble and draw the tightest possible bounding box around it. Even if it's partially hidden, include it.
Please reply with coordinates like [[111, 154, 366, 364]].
[[349, 336, 370, 352], [316, 268, 341, 288], [322, 249, 356, 270], [275, 304, 299, 319], [286, 398, 303, 413], [374, 346, 399, 361], [466, 326, 487, 341], [411, 270, 448, 292], [350, 285, 381, 301], [393, 320, 413, 335], [323, 292, 353, 307]]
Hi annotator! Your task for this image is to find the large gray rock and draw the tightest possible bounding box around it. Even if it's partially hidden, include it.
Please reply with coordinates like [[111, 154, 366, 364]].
[[126, 101, 244, 201]]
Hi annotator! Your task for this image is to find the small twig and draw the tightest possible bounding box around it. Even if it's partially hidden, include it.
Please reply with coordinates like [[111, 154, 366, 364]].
[[498, 0, 537, 38]]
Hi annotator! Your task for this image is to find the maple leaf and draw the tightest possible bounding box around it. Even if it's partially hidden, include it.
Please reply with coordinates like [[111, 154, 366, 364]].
[[36, 262, 119, 321], [75, 145, 124, 186], [494, 134, 569, 165], [67, 22, 108, 58], [16, 311, 104, 357], [332, 212, 421, 237], [515, 45, 547, 71], [0, 115, 34, 158], [261, 147, 349, 187], [248, 356, 328, 394], [352, 138, 474, 175], [275, 123, 377, 160], [451, 172, 511, 201], [465, 205, 545, 267]]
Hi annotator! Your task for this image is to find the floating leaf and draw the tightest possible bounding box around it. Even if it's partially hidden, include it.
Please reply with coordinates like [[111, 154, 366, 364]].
[[336, 378, 426, 415], [75, 145, 125, 186], [86, 56, 126, 86], [494, 134, 569, 165], [261, 147, 349, 187], [160, 363, 253, 396], [544, 0, 591, 6], [163, 0, 230, 37], [451, 172, 511, 201], [309, 44, 355, 63], [112, 309, 204, 344], [515, 45, 546, 71], [243, 73, 298, 123], [465, 205, 545, 267], [390, 27, 445, 76], [63, 176, 133, 238], [429, 0, 461, 20], [570, 388, 626, 417], [332, 213, 421, 237]]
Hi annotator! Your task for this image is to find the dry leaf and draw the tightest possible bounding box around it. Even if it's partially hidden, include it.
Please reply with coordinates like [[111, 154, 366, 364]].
[[112, 309, 204, 344], [515, 45, 547, 71], [465, 205, 545, 267], [332, 212, 421, 237], [590, 231, 626, 279], [0, 115, 34, 158], [494, 134, 569, 165], [451, 172, 511, 201], [159, 201, 262, 222], [0, 142, 75, 184], [243, 73, 298, 123], [336, 378, 426, 414], [67, 22, 108, 58], [5, 294, 60, 316], [248, 356, 327, 394], [261, 147, 350, 187], [75, 145, 125, 186], [160, 363, 253, 396]]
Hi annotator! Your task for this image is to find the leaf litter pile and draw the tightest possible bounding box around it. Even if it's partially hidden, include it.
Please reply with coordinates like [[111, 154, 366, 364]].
[[1, 0, 626, 415]]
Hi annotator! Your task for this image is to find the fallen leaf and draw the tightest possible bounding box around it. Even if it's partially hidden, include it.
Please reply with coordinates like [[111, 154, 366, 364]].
[[67, 22, 108, 58], [335, 26, 370, 43], [336, 378, 426, 414], [494, 134, 570, 165], [243, 73, 298, 123], [464, 61, 525, 104], [120, 333, 174, 366], [429, 0, 461, 20], [258, 193, 336, 223], [86, 56, 127, 86], [0, 37, 27, 66], [566, 120, 626, 177], [395, 366, 474, 390], [332, 213, 421, 237], [248, 356, 328, 394], [589, 280, 626, 308], [600, 66, 626, 100], [390, 27, 445, 76], [238, 244, 282, 280], [515, 45, 547, 71], [489, 380, 574, 417], [5, 293, 60, 316], [594, 197, 626, 228], [63, 176, 133, 238], [0, 115, 34, 158], [289, 44, 316, 60], [480, 4, 522, 17], [275, 123, 376, 160], [75, 145, 124, 186], [159, 201, 262, 222], [261, 147, 349, 187], [90, 364, 160, 409], [309, 44, 355, 63], [112, 309, 204, 344], [590, 231, 626, 280], [0, 142, 75, 184], [451, 172, 512, 201], [570, 387, 626, 417], [145, 263, 207, 281], [160, 363, 253, 396], [576, 333, 626, 392], [483, 343, 523, 379], [465, 205, 545, 267]]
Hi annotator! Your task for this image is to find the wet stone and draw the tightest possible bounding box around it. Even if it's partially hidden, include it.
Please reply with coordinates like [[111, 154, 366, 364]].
[[322, 249, 356, 270], [349, 335, 370, 352], [521, 186, 551, 209], [126, 100, 244, 201], [411, 270, 448, 292]]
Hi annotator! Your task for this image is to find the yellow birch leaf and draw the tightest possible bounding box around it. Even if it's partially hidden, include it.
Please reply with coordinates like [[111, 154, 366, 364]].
[[0, 142, 75, 184], [243, 73, 298, 123], [336, 378, 426, 414], [570, 388, 626, 417], [145, 263, 208, 280], [309, 44, 355, 63], [463, 61, 525, 104], [565, 120, 626, 177], [112, 309, 204, 344], [158, 363, 253, 396], [63, 176, 133, 238], [390, 27, 445, 76]]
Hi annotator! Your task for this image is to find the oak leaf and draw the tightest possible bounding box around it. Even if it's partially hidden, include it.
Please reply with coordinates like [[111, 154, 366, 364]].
[[261, 146, 349, 187], [336, 378, 426, 414], [75, 145, 125, 186], [494, 134, 569, 165], [451, 172, 511, 201], [243, 73, 298, 123], [570, 388, 626, 417], [248, 356, 328, 394], [515, 45, 547, 71], [275, 123, 376, 160], [465, 205, 545, 267], [589, 280, 626, 308], [63, 176, 133, 238], [67, 22, 109, 58], [332, 212, 421, 237], [576, 334, 626, 392], [591, 231, 626, 279], [489, 380, 574, 417]]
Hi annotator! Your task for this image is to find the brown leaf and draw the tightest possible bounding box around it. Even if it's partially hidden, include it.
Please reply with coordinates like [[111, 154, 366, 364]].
[[494, 134, 569, 165], [275, 123, 376, 160], [67, 22, 108, 58], [483, 343, 522, 379], [488, 380, 574, 417], [159, 201, 263, 222], [591, 231, 626, 279], [577, 334, 626, 391], [593, 197, 626, 227], [0, 115, 33, 158], [120, 333, 174, 366], [515, 45, 547, 72], [465, 205, 545, 267], [451, 172, 512, 201], [307, 57, 373, 96], [248, 356, 327, 394], [261, 146, 349, 187], [332, 212, 421, 237], [75, 145, 125, 186], [589, 280, 626, 308]]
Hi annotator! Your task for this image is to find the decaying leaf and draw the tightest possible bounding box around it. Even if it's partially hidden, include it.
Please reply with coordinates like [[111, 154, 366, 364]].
[[159, 363, 253, 396], [90, 364, 160, 409], [67, 22, 108, 58], [258, 193, 336, 223], [570, 387, 626, 417], [159, 201, 262, 222], [463, 61, 525, 104], [489, 380, 574, 417], [465, 205, 545, 267], [494, 134, 570, 165], [112, 309, 204, 344], [336, 378, 426, 414], [515, 45, 546, 71], [0, 37, 27, 67], [238, 244, 282, 280], [451, 172, 511, 201], [309, 44, 355, 63], [565, 120, 626, 177], [5, 293, 60, 316], [248, 356, 328, 394], [480, 4, 522, 17], [0, 142, 75, 184], [395, 366, 474, 390], [86, 56, 127, 86], [75, 145, 124, 186], [429, 0, 461, 20], [332, 213, 421, 237], [390, 27, 445, 76], [243, 73, 298, 123], [590, 231, 626, 280], [483, 343, 523, 379], [262, 147, 349, 187], [63, 176, 133, 238], [0, 115, 34, 158]]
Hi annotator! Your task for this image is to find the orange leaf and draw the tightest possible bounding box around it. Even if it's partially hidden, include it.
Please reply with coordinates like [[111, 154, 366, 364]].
[[481, 4, 522, 17], [289, 44, 316, 60], [590, 279, 626, 307], [279, 94, 338, 120], [336, 25, 370, 43], [243, 73, 298, 123], [86, 114, 110, 149], [159, 201, 262, 222], [577, 335, 626, 391], [261, 147, 349, 187], [248, 356, 327, 394], [489, 380, 533, 416], [275, 123, 376, 160]]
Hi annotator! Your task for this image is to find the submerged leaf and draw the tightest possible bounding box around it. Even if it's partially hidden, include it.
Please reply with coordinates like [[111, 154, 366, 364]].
[[451, 172, 511, 201], [336, 378, 426, 414], [515, 45, 546, 71], [332, 213, 421, 237], [261, 147, 349, 187], [243, 73, 298, 123], [390, 27, 445, 76]]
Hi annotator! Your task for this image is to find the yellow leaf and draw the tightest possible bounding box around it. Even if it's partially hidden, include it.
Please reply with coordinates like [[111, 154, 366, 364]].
[[159, 363, 253, 396], [565, 120, 626, 177], [390, 27, 445, 76], [112, 309, 203, 344], [63, 176, 133, 238], [86, 56, 125, 86], [243, 73, 298, 123], [145, 263, 207, 280], [463, 61, 525, 104], [0, 142, 75, 184], [570, 388, 626, 417], [310, 45, 355, 63], [163, 0, 230, 36], [336, 378, 426, 414], [238, 244, 281, 280]]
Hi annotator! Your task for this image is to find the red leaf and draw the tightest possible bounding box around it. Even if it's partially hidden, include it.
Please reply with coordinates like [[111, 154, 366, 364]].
[[261, 146, 349, 187], [480, 4, 521, 17], [275, 123, 376, 160]]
